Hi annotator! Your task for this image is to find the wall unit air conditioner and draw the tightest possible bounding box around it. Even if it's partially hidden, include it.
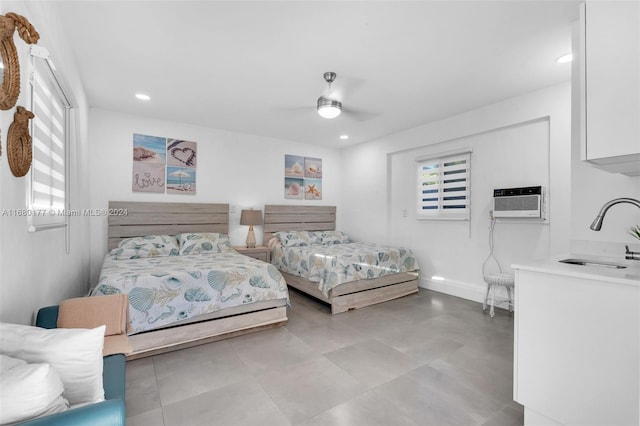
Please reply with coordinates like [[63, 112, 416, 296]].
[[492, 186, 544, 218]]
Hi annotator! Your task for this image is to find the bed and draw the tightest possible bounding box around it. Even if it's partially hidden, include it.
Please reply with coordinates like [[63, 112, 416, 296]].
[[264, 205, 419, 314], [94, 201, 289, 360]]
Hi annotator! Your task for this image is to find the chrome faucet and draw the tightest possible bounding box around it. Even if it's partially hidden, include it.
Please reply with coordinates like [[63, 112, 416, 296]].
[[625, 245, 640, 261], [590, 197, 640, 260], [589, 198, 640, 231]]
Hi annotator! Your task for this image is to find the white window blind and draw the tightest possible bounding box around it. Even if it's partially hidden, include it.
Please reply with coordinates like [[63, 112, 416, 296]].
[[416, 151, 471, 220], [28, 46, 70, 231]]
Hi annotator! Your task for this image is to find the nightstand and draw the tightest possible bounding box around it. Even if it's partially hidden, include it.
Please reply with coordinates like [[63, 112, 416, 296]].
[[234, 245, 270, 262]]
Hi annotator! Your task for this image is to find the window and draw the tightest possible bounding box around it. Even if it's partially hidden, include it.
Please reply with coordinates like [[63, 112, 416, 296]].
[[28, 46, 71, 231], [416, 150, 471, 220]]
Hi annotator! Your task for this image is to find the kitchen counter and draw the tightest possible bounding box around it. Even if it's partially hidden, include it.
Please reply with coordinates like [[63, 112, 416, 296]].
[[512, 254, 639, 426], [512, 254, 640, 286]]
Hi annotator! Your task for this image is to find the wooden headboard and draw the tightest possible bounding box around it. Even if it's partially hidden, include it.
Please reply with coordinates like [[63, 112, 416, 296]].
[[107, 201, 229, 250], [263, 205, 336, 245]]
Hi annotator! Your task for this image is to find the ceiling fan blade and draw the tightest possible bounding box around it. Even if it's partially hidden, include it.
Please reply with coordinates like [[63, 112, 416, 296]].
[[274, 106, 312, 114], [335, 75, 366, 100], [342, 106, 378, 122]]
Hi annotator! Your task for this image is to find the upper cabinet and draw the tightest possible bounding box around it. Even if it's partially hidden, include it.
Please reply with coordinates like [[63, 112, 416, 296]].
[[579, 1, 640, 176]]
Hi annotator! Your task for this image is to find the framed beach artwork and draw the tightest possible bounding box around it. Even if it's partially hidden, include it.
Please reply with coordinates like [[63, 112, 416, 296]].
[[132, 133, 198, 194], [285, 177, 304, 200], [167, 139, 197, 168], [132, 134, 167, 193], [304, 178, 322, 200], [284, 154, 323, 200], [132, 163, 165, 193], [133, 134, 166, 164], [167, 166, 196, 194], [284, 154, 304, 178], [304, 157, 322, 179]]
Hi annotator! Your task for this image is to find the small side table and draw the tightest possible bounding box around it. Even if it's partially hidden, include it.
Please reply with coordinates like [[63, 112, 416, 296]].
[[234, 245, 270, 263]]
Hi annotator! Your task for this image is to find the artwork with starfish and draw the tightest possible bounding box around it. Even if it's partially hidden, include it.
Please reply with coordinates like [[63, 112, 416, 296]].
[[304, 178, 322, 200]]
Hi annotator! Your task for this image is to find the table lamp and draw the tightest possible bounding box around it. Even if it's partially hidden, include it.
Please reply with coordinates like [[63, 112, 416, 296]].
[[240, 209, 262, 248]]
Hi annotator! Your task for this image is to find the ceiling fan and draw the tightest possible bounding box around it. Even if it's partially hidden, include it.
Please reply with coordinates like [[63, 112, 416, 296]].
[[279, 72, 374, 121], [315, 72, 375, 121], [317, 72, 342, 119]]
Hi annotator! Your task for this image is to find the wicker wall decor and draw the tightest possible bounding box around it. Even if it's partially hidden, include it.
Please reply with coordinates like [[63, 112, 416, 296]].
[[0, 13, 40, 110], [7, 106, 35, 177]]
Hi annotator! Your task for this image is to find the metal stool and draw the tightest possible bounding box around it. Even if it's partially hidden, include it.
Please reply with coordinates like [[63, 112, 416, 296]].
[[483, 272, 514, 318]]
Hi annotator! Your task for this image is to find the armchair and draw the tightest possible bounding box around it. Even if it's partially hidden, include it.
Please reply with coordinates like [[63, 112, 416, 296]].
[[17, 305, 127, 426]]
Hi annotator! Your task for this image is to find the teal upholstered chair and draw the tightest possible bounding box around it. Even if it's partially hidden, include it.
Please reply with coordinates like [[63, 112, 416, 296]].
[[17, 306, 126, 426]]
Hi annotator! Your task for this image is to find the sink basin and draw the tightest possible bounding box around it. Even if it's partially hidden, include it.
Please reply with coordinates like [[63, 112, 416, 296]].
[[559, 258, 627, 269]]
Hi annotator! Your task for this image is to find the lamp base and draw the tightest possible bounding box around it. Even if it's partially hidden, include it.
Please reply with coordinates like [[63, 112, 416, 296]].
[[246, 226, 256, 248]]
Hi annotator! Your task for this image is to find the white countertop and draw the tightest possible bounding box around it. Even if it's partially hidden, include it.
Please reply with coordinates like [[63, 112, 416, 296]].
[[512, 254, 640, 287]]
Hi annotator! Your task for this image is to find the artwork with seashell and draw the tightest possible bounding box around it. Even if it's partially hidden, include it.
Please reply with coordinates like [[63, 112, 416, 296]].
[[285, 177, 303, 199], [284, 154, 323, 200], [284, 154, 305, 178], [304, 157, 322, 179], [304, 178, 322, 200]]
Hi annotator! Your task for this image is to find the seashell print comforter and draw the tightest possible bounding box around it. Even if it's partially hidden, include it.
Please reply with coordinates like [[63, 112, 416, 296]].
[[91, 251, 289, 334], [271, 242, 419, 297]]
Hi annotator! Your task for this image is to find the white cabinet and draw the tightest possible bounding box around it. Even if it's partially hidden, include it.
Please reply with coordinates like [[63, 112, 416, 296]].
[[579, 1, 640, 175], [513, 267, 639, 425]]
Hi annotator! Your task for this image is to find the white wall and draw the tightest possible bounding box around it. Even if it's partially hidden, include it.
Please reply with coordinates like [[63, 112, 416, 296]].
[[570, 151, 640, 256], [88, 108, 342, 283], [342, 83, 572, 303], [0, 1, 91, 325]]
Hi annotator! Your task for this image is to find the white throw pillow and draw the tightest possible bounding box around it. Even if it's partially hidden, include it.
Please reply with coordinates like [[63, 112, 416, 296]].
[[0, 354, 69, 424], [0, 353, 27, 372], [0, 323, 105, 406]]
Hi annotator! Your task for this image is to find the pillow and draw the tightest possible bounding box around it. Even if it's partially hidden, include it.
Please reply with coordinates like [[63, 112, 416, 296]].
[[178, 232, 233, 255], [0, 355, 69, 424], [274, 231, 322, 247], [319, 230, 351, 245], [110, 235, 179, 259], [267, 236, 282, 250], [0, 323, 105, 406]]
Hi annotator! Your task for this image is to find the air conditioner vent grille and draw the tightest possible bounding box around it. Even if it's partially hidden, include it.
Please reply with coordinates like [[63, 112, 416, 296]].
[[492, 186, 544, 218], [494, 195, 539, 211]]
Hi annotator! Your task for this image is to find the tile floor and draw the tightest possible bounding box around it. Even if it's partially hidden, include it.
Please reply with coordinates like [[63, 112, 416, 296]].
[[126, 289, 523, 426]]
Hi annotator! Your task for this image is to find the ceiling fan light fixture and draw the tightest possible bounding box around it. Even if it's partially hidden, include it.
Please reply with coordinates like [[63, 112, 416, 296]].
[[317, 96, 342, 119]]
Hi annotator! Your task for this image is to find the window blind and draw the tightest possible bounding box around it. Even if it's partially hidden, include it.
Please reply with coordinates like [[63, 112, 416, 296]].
[[28, 47, 70, 230], [416, 152, 471, 220]]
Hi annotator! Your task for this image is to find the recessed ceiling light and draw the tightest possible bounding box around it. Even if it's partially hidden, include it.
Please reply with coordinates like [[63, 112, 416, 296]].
[[135, 93, 151, 101], [339, 135, 349, 140], [556, 53, 573, 64]]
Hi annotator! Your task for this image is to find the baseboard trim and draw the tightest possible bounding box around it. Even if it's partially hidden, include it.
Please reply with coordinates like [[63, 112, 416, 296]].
[[419, 277, 512, 310]]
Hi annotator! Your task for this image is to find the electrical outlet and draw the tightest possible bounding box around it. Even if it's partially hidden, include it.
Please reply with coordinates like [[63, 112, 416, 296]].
[[230, 205, 237, 214]]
